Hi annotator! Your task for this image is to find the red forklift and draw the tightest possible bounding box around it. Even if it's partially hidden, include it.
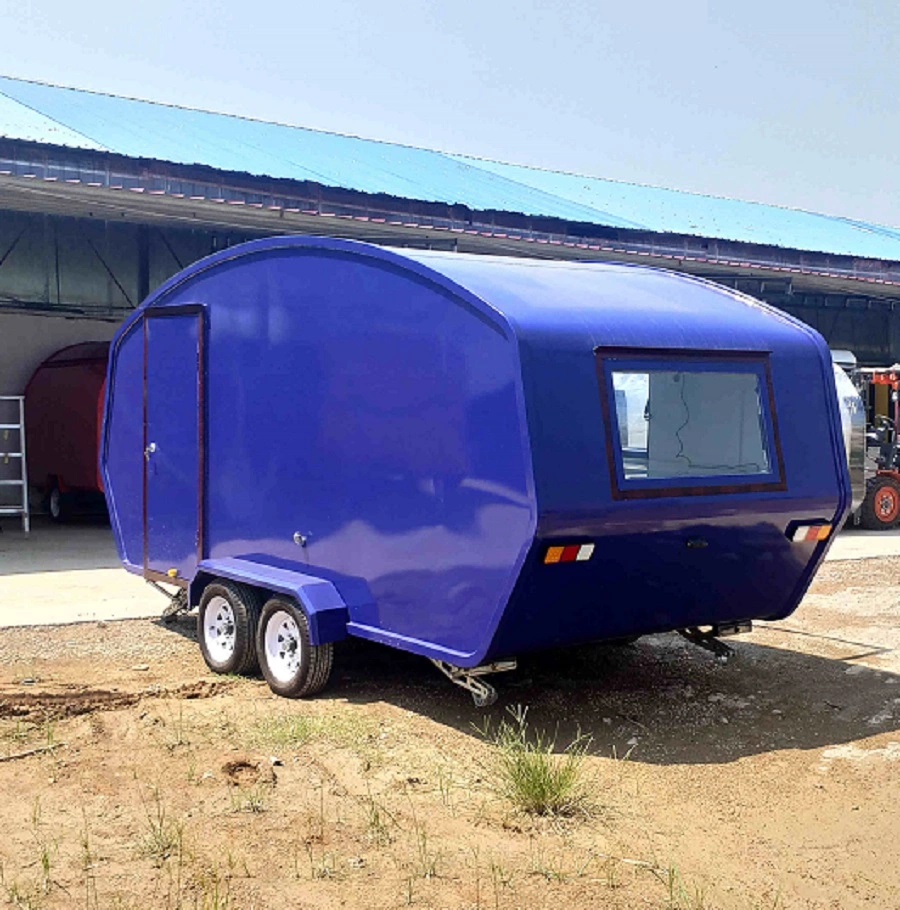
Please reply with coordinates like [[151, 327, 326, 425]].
[[856, 368, 900, 529]]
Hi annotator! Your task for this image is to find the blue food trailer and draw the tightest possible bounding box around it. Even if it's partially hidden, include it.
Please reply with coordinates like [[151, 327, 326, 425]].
[[101, 236, 850, 704]]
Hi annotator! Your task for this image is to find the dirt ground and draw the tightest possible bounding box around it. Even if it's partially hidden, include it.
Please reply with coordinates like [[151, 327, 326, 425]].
[[1, 557, 900, 910]]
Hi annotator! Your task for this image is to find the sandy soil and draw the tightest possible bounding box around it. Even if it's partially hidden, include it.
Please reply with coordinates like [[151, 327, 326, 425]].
[[1, 558, 899, 910]]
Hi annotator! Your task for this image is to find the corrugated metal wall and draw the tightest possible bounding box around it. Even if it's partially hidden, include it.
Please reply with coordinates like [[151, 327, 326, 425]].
[[0, 211, 253, 317], [2, 211, 898, 387]]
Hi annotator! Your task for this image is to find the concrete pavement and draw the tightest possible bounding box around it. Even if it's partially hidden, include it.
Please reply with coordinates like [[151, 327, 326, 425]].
[[0, 519, 165, 627], [825, 526, 900, 561]]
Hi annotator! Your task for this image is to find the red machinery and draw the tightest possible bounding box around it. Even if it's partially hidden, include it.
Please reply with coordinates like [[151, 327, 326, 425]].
[[857, 368, 900, 529], [24, 342, 109, 521]]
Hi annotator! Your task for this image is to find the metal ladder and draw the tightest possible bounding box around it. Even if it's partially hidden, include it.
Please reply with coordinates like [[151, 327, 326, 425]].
[[0, 396, 29, 533]]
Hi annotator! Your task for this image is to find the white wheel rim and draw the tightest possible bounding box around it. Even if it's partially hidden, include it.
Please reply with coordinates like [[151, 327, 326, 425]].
[[264, 610, 303, 684], [204, 595, 236, 662]]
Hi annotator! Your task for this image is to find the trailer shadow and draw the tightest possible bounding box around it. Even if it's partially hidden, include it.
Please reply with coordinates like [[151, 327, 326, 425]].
[[330, 632, 900, 766]]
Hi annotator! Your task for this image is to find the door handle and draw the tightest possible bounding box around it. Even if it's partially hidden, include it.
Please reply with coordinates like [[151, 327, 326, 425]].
[[144, 442, 157, 461], [685, 537, 708, 549]]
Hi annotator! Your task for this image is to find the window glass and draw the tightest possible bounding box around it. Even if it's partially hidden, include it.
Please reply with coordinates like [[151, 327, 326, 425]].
[[611, 370, 771, 480]]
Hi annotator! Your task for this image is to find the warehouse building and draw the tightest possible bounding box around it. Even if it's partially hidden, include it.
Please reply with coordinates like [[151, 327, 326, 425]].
[[2, 74, 900, 526]]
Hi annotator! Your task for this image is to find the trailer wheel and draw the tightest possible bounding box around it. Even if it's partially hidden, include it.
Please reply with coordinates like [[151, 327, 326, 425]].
[[197, 581, 263, 675], [860, 477, 900, 530], [257, 597, 334, 698]]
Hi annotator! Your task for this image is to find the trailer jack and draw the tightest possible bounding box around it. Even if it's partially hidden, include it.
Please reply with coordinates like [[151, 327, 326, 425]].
[[677, 622, 752, 663], [147, 581, 189, 624], [430, 659, 517, 707]]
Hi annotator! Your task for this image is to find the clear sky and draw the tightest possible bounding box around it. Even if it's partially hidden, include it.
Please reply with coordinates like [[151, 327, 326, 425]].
[[1, 0, 897, 225]]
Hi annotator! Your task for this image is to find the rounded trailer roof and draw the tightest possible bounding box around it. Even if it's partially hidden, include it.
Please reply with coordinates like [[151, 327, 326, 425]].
[[399, 248, 814, 354], [140, 235, 817, 355]]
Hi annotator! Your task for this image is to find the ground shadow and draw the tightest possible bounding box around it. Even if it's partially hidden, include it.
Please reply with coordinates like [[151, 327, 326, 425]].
[[154, 608, 900, 766], [152, 612, 197, 641], [0, 516, 118, 576], [321, 631, 900, 766]]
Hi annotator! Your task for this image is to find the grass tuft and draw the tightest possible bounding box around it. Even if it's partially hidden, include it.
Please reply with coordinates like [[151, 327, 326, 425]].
[[481, 705, 592, 817], [249, 712, 369, 750], [137, 787, 184, 868], [363, 786, 395, 846]]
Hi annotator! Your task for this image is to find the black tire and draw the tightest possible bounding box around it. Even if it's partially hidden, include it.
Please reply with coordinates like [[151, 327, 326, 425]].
[[197, 580, 263, 675], [47, 484, 70, 523], [256, 597, 334, 698], [859, 476, 900, 530]]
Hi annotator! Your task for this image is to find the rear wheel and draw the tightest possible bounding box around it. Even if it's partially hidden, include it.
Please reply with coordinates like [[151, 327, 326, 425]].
[[860, 476, 900, 529], [197, 581, 263, 675], [48, 484, 70, 523], [257, 597, 334, 698]]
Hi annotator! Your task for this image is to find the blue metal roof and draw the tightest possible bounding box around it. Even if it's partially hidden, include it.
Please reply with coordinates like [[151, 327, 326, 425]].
[[2, 74, 899, 262]]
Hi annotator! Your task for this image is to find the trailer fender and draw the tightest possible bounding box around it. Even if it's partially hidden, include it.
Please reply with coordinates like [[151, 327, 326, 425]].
[[191, 557, 349, 645]]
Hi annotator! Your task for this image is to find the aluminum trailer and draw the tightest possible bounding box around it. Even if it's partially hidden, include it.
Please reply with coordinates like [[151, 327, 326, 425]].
[[101, 237, 850, 703]]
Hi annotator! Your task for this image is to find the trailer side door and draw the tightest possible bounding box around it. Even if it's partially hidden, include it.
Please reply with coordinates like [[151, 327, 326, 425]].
[[143, 308, 204, 581]]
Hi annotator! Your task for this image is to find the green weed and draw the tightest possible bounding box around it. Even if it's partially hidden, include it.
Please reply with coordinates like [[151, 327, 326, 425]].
[[29, 798, 57, 895], [651, 863, 708, 910], [228, 781, 269, 814], [481, 705, 592, 816], [137, 787, 184, 867], [303, 842, 339, 881], [191, 864, 234, 910], [249, 711, 370, 750], [406, 797, 440, 879], [362, 786, 395, 847]]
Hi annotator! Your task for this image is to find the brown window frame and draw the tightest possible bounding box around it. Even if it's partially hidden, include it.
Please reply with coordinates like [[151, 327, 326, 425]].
[[595, 346, 787, 501]]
